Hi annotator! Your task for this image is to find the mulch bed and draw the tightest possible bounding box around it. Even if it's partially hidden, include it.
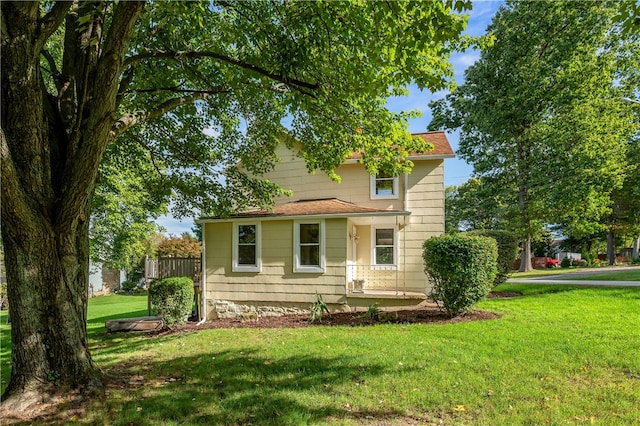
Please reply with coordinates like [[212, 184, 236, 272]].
[[150, 291, 522, 337]]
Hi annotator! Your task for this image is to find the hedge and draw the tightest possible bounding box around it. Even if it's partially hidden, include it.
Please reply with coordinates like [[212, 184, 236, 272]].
[[149, 277, 194, 326], [423, 235, 498, 316], [463, 229, 519, 286]]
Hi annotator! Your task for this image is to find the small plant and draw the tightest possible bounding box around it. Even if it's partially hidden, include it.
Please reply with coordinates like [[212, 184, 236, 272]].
[[48, 370, 61, 386], [560, 257, 572, 268], [149, 277, 194, 326], [362, 303, 381, 320], [309, 292, 329, 323]]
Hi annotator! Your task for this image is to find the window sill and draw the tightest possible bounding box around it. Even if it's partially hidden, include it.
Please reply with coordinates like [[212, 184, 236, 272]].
[[232, 265, 261, 273], [294, 266, 325, 274]]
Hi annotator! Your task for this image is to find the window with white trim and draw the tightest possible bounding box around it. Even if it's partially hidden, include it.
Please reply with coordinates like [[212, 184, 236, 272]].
[[372, 227, 396, 268], [370, 172, 399, 199], [232, 222, 261, 272], [294, 220, 325, 273]]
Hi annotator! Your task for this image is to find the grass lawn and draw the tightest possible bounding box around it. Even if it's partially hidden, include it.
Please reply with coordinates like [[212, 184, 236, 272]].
[[2, 287, 640, 425], [560, 269, 640, 282]]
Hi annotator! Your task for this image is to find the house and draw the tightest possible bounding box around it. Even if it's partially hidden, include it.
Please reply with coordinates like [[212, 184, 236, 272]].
[[198, 131, 454, 319]]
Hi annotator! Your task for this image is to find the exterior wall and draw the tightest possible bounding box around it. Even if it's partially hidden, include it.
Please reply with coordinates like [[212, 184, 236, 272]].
[[345, 160, 444, 293], [205, 218, 349, 318], [403, 160, 445, 291], [267, 144, 404, 210], [207, 144, 447, 312]]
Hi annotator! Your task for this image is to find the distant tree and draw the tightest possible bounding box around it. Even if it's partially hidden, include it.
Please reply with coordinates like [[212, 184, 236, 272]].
[[608, 135, 640, 262], [191, 222, 203, 243], [445, 178, 506, 232], [90, 141, 169, 273], [430, 1, 638, 271], [156, 233, 202, 258]]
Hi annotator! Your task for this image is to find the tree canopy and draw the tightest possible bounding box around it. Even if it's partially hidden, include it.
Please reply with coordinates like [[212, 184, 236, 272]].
[[430, 0, 639, 270], [1, 0, 477, 407]]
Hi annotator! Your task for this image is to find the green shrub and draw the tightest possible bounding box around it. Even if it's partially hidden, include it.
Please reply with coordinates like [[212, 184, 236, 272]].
[[423, 235, 498, 317], [120, 280, 138, 292], [463, 230, 519, 286], [560, 257, 572, 268], [577, 259, 588, 267], [149, 277, 194, 326]]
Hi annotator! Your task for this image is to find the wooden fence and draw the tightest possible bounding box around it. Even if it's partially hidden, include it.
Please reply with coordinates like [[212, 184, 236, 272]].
[[144, 256, 201, 286], [144, 256, 203, 319]]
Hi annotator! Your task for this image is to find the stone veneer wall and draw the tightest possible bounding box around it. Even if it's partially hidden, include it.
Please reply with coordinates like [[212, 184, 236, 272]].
[[207, 299, 351, 319]]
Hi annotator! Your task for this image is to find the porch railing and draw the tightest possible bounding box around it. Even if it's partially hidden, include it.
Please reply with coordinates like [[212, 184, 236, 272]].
[[346, 263, 401, 293]]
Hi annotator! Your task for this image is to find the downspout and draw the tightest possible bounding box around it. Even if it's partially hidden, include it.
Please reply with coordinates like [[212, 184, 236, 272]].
[[403, 173, 408, 294], [197, 222, 207, 325]]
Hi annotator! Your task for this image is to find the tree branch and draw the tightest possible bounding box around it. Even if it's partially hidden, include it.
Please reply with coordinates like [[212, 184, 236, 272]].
[[41, 50, 64, 92], [110, 92, 212, 139], [37, 1, 73, 52], [123, 50, 320, 94], [123, 87, 230, 95], [0, 128, 42, 240]]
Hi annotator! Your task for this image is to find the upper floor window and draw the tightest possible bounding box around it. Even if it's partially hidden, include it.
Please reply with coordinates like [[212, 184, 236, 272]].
[[232, 222, 261, 272], [294, 220, 325, 273], [370, 172, 399, 199]]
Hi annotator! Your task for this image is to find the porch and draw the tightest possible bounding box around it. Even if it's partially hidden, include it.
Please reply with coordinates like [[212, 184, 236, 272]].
[[345, 262, 427, 307]]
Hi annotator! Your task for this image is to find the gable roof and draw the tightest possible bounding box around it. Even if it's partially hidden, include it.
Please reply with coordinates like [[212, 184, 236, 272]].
[[200, 198, 409, 222], [345, 131, 454, 161]]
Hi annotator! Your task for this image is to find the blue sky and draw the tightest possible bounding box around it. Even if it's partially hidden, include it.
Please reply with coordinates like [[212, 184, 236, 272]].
[[157, 1, 504, 235]]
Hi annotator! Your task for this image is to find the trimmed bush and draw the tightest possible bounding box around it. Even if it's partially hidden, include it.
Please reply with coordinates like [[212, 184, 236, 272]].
[[561, 257, 572, 268], [423, 235, 498, 316], [149, 277, 194, 326], [120, 280, 138, 292], [463, 230, 519, 286]]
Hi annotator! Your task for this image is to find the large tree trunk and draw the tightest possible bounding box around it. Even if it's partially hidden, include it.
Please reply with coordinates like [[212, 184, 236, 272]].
[[0, 206, 97, 410], [1, 1, 145, 408], [632, 236, 639, 260]]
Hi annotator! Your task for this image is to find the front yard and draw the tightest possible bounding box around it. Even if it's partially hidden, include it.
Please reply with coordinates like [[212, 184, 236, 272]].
[[1, 285, 639, 425]]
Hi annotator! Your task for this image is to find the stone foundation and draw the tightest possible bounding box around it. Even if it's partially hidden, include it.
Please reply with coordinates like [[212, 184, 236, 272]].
[[207, 299, 351, 319]]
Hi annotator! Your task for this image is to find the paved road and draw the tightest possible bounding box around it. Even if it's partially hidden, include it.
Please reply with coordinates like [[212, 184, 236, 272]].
[[506, 278, 640, 287], [507, 266, 640, 287]]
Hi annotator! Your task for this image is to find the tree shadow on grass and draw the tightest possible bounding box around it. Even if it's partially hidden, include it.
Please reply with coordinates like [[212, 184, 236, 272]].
[[15, 346, 412, 425]]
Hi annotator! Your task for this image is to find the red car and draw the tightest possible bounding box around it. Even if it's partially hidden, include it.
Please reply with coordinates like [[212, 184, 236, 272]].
[[546, 257, 561, 268]]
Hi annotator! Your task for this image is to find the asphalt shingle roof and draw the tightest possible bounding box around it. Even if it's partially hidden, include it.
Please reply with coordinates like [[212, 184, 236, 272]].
[[229, 198, 408, 219]]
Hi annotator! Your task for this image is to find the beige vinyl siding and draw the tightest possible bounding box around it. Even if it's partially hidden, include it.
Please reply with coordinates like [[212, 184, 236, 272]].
[[267, 144, 404, 210], [402, 160, 445, 291], [205, 218, 348, 309], [223, 143, 447, 299]]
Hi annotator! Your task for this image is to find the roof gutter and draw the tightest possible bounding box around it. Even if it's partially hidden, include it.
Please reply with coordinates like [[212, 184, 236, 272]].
[[198, 210, 410, 224]]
